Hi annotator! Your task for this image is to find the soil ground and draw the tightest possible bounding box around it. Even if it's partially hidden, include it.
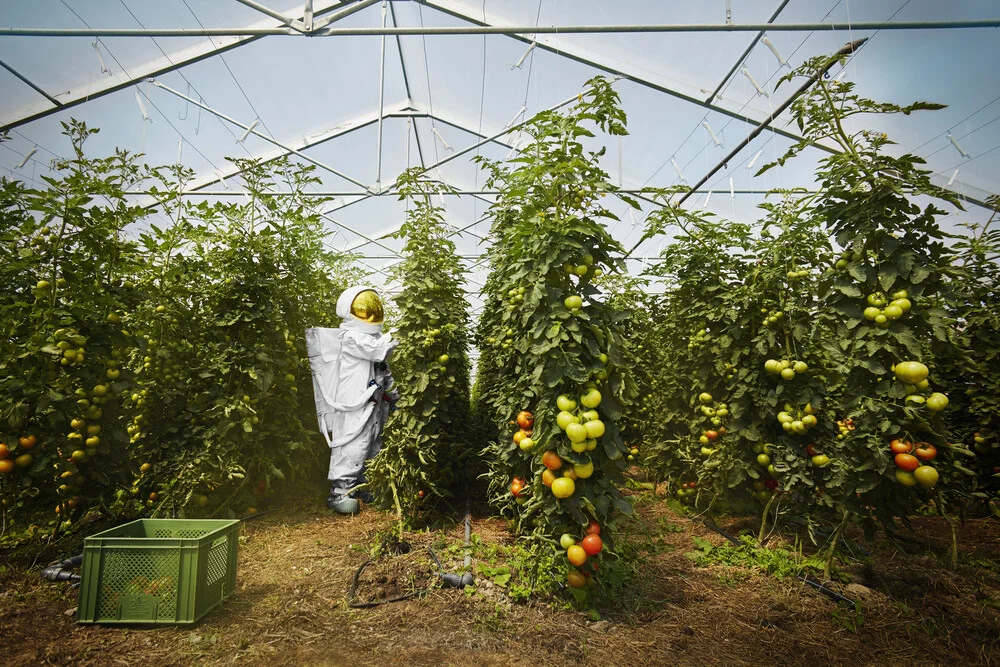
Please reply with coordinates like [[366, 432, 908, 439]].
[[1, 486, 999, 667]]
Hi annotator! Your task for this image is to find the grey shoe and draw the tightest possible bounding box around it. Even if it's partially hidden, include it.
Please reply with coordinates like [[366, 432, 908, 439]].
[[328, 496, 360, 515]]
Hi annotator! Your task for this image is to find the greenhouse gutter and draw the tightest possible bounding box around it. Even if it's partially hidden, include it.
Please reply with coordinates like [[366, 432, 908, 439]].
[[2, 20, 999, 38]]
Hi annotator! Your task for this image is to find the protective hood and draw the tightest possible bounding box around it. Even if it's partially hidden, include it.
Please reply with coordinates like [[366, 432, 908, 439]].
[[337, 285, 384, 334]]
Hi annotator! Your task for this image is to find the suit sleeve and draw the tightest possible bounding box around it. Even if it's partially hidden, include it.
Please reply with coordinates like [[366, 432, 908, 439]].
[[340, 330, 397, 362]]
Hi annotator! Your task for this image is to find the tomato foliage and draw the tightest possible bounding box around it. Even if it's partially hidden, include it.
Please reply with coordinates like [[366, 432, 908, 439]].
[[127, 158, 352, 518], [0, 122, 145, 527], [365, 169, 473, 524], [940, 201, 1000, 511], [629, 50, 980, 568], [0, 127, 354, 528]]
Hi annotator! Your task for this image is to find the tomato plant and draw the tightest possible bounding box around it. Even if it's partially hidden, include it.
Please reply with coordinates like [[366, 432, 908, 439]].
[[0, 121, 144, 529], [365, 169, 473, 525], [126, 157, 352, 518], [473, 76, 639, 590]]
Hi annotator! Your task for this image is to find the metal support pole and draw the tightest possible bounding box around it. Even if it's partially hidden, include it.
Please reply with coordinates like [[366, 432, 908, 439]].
[[376, 1, 388, 191], [312, 0, 382, 31], [707, 0, 791, 104], [0, 0, 349, 133], [624, 38, 868, 258], [121, 187, 795, 197], [232, 0, 297, 28], [303, 0, 314, 32], [389, 1, 426, 167], [413, 88, 586, 178], [4, 20, 999, 37], [0, 58, 63, 107], [150, 79, 375, 192]]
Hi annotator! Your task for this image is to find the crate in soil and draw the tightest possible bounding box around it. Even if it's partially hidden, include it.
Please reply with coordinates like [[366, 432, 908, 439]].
[[77, 518, 240, 625]]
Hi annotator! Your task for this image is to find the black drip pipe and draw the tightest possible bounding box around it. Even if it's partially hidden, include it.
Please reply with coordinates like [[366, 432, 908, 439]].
[[41, 554, 83, 583], [694, 516, 855, 606]]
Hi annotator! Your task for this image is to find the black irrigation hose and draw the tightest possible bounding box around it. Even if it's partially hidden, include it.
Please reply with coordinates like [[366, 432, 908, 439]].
[[347, 556, 425, 609], [41, 554, 83, 584], [691, 515, 856, 606]]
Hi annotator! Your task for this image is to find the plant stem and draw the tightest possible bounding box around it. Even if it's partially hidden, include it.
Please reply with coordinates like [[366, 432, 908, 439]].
[[824, 508, 851, 582], [759, 492, 777, 543], [934, 493, 959, 568], [389, 479, 404, 537]]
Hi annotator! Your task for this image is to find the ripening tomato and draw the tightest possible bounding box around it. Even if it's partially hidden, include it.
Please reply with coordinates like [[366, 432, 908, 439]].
[[517, 411, 534, 430], [581, 534, 603, 556], [890, 439, 912, 455], [585, 520, 601, 536], [541, 450, 563, 470], [894, 453, 920, 472], [914, 443, 937, 461], [567, 544, 587, 566], [567, 571, 587, 588]]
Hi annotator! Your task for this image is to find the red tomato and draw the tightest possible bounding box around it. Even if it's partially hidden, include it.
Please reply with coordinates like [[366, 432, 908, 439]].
[[581, 534, 603, 556], [516, 411, 534, 430], [705, 430, 718, 441], [894, 453, 920, 472], [914, 443, 937, 461], [585, 520, 601, 536]]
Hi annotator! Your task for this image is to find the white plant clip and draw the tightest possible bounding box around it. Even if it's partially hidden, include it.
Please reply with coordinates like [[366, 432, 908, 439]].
[[729, 177, 735, 201], [238, 120, 259, 143], [512, 42, 537, 70], [742, 67, 767, 97], [947, 134, 970, 158], [947, 169, 960, 186], [503, 105, 526, 130], [93, 41, 110, 75], [671, 158, 686, 182], [835, 68, 848, 82], [761, 37, 788, 68], [432, 126, 453, 152], [176, 139, 183, 164], [214, 169, 229, 190], [505, 136, 522, 159], [702, 121, 722, 147], [702, 189, 712, 210], [747, 150, 763, 171], [134, 91, 150, 122], [16, 147, 37, 169], [628, 207, 640, 228]]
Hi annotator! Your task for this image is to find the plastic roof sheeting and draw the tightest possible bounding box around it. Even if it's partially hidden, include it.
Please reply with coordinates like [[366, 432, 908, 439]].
[[1, 0, 998, 311]]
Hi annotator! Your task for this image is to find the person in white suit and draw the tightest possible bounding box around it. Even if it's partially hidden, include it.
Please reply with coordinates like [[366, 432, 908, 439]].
[[306, 286, 398, 515]]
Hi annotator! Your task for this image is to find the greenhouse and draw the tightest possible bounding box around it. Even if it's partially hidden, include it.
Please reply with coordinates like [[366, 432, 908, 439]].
[[1, 1, 999, 665]]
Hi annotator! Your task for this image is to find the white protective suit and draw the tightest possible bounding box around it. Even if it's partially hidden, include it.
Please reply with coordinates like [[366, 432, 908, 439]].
[[306, 286, 397, 503]]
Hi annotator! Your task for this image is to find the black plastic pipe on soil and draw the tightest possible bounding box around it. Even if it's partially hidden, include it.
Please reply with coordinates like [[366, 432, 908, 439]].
[[694, 515, 855, 606], [41, 554, 83, 583]]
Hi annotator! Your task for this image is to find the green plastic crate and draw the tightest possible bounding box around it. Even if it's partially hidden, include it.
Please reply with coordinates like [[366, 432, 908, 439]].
[[77, 518, 240, 625]]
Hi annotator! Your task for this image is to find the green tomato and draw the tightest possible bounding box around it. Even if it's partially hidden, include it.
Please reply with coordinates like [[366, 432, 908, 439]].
[[894, 361, 929, 385], [913, 465, 938, 488], [926, 392, 949, 412], [580, 388, 602, 409], [556, 394, 578, 412], [811, 454, 830, 468]]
